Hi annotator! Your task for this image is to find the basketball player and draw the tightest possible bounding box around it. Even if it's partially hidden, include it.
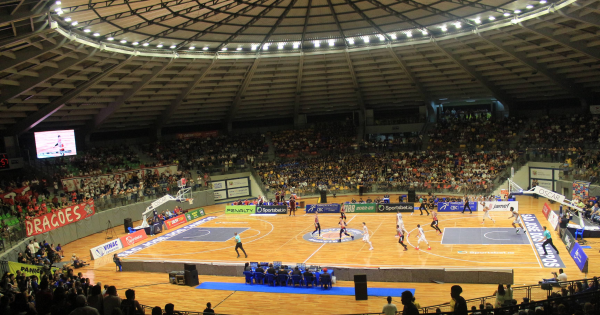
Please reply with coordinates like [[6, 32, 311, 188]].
[[415, 224, 431, 250], [481, 202, 496, 224], [54, 135, 65, 156], [288, 196, 296, 216], [396, 211, 409, 237], [430, 211, 442, 234], [508, 207, 526, 234], [275, 191, 280, 203], [312, 212, 321, 236], [338, 218, 354, 242], [362, 222, 374, 250], [418, 196, 429, 215], [397, 224, 408, 251], [462, 195, 472, 214], [340, 205, 347, 225]]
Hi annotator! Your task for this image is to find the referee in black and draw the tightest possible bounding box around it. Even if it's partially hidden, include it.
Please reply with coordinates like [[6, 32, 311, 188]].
[[461, 195, 472, 214], [233, 232, 247, 258]]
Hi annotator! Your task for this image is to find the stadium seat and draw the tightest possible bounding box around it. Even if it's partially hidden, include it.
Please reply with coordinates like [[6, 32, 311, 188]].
[[320, 277, 332, 289], [277, 274, 289, 286], [574, 229, 584, 240], [243, 271, 254, 284], [254, 272, 265, 284], [304, 274, 315, 288], [127, 227, 135, 234], [290, 275, 302, 287], [265, 274, 277, 286]]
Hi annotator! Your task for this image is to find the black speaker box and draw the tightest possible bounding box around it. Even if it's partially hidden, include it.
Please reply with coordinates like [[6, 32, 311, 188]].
[[184, 270, 199, 286], [184, 264, 196, 272], [407, 189, 416, 202], [320, 190, 327, 203], [354, 274, 368, 300], [124, 218, 133, 233]]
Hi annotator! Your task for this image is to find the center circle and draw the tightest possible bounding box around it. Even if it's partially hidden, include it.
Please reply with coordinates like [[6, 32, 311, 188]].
[[303, 228, 364, 243]]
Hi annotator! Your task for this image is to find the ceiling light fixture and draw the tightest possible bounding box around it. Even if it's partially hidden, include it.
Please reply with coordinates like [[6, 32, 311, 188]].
[[406, 31, 412, 38], [203, 47, 209, 50], [377, 34, 385, 41], [504, 12, 511, 16], [474, 18, 481, 24], [514, 9, 522, 13], [236, 47, 242, 51], [64, 17, 71, 22], [93, 32, 100, 37], [120, 39, 127, 44], [142, 42, 149, 46], [421, 29, 428, 35], [293, 42, 299, 48], [107, 37, 114, 41], [540, 0, 547, 3], [132, 42, 139, 46], [189, 46, 195, 50], [278, 43, 285, 49], [263, 43, 270, 49], [347, 38, 355, 44], [157, 44, 163, 48], [489, 15, 496, 20], [313, 40, 320, 47], [71, 21, 78, 26], [390, 33, 397, 40], [454, 22, 461, 29], [251, 45, 258, 51], [56, 1, 61, 4], [363, 36, 370, 43], [170, 45, 176, 49], [222, 47, 227, 51], [526, 4, 534, 9], [441, 25, 447, 31], [328, 39, 335, 47], [83, 28, 91, 33]]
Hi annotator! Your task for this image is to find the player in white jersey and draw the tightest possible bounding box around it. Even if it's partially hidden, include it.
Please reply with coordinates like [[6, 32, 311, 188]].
[[508, 207, 526, 234], [362, 222, 374, 250], [415, 224, 431, 250], [395, 211, 407, 236], [481, 202, 496, 224]]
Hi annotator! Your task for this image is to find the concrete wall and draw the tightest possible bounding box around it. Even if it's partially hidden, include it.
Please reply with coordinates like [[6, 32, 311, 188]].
[[494, 162, 564, 195], [0, 190, 215, 262], [122, 260, 513, 284]]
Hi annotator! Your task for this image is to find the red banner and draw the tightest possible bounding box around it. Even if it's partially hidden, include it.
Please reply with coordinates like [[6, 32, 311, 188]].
[[26, 200, 95, 237], [542, 202, 551, 220], [176, 130, 218, 140], [163, 214, 188, 230], [120, 229, 148, 247]]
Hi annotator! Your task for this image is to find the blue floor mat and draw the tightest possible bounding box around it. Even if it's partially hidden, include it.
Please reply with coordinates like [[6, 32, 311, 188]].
[[196, 282, 414, 297]]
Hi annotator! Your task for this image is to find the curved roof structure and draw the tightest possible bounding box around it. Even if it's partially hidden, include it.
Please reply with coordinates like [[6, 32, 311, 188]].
[[0, 0, 599, 135]]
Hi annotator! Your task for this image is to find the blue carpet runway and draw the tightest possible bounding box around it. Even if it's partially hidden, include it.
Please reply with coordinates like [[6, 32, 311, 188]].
[[196, 282, 415, 297]]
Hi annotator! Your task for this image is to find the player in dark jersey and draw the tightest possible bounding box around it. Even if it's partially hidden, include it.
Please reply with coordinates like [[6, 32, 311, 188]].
[[430, 210, 442, 234], [338, 219, 353, 242], [312, 212, 321, 236], [397, 224, 408, 251], [275, 191, 280, 203], [288, 196, 296, 216]]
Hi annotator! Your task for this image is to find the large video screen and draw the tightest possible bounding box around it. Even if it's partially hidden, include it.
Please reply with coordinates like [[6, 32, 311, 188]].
[[34, 130, 77, 159]]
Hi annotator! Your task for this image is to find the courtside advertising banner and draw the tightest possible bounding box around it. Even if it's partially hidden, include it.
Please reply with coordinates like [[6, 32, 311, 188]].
[[479, 201, 518, 212], [542, 203, 552, 219], [225, 205, 256, 214], [437, 202, 477, 212], [26, 200, 95, 237], [8, 261, 59, 277], [255, 205, 287, 214], [119, 229, 148, 248], [521, 214, 566, 268], [561, 229, 576, 252], [305, 203, 341, 213], [343, 203, 376, 213], [548, 210, 560, 230], [184, 208, 205, 221], [163, 214, 188, 229], [90, 238, 123, 260], [569, 242, 589, 273], [377, 203, 414, 212]]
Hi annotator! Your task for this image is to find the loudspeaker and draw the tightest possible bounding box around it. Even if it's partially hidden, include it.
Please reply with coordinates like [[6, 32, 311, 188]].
[[320, 190, 327, 203], [124, 218, 133, 233], [359, 186, 365, 196], [184, 264, 196, 272], [354, 274, 368, 300], [184, 269, 199, 286], [407, 189, 416, 202]]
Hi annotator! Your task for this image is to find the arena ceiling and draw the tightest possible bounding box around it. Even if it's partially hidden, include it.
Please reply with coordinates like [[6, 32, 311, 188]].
[[0, 0, 599, 135]]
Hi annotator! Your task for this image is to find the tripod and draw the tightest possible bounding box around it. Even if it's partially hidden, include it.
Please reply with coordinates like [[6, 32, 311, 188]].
[[105, 220, 117, 239]]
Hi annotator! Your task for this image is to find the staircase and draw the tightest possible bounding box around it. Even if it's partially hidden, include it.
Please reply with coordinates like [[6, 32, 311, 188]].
[[264, 133, 276, 161], [420, 121, 436, 151]]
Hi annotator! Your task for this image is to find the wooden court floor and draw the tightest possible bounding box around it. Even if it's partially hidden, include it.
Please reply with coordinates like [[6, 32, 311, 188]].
[[63, 195, 599, 315]]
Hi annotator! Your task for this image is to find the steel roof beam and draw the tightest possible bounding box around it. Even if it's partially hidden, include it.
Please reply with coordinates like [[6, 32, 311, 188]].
[[344, 0, 392, 41], [0, 1, 50, 24], [434, 40, 513, 107], [366, 0, 427, 29], [86, 59, 173, 134], [0, 50, 98, 106], [519, 22, 600, 61], [477, 32, 596, 101], [0, 23, 51, 49], [0, 36, 67, 73], [300, 0, 312, 50], [246, 0, 298, 52], [294, 53, 304, 120], [387, 47, 428, 102], [157, 59, 217, 128], [437, 0, 509, 14], [557, 7, 600, 27], [327, 0, 348, 46], [400, 0, 472, 27], [6, 55, 134, 135], [344, 51, 365, 111], [227, 58, 261, 123]]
